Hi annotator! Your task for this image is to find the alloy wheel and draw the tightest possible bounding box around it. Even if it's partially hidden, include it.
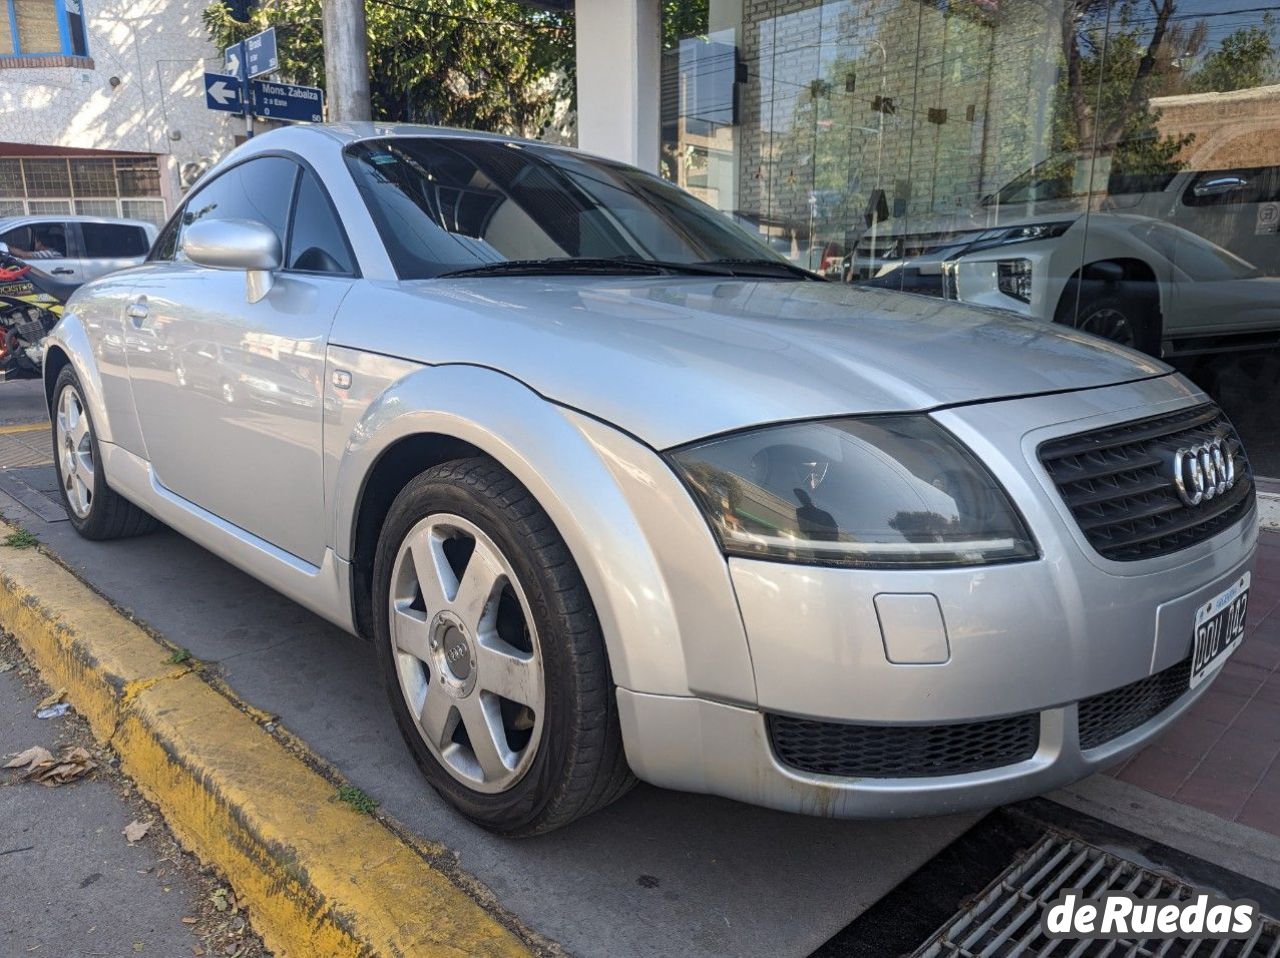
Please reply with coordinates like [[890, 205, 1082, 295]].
[[56, 384, 94, 519], [1078, 306, 1136, 346], [388, 513, 545, 794]]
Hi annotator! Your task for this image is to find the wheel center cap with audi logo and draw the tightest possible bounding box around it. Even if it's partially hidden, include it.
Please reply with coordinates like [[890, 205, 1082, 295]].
[[430, 610, 477, 696], [1171, 436, 1235, 507]]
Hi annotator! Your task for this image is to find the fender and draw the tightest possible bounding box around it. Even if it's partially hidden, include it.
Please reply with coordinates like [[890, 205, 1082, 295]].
[[43, 312, 113, 442], [327, 357, 757, 705]]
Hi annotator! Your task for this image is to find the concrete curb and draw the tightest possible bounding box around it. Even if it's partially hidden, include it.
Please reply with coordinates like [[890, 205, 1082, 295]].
[[0, 520, 534, 958], [1259, 490, 1279, 532]]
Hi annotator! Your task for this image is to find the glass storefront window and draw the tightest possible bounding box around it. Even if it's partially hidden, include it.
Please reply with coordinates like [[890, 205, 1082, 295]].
[[661, 0, 1280, 477]]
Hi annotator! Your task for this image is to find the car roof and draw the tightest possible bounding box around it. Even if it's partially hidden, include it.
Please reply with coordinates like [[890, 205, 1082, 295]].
[[225, 121, 584, 166], [0, 214, 157, 230]]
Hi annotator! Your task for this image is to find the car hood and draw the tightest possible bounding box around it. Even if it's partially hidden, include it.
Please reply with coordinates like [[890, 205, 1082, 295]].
[[350, 277, 1169, 449]]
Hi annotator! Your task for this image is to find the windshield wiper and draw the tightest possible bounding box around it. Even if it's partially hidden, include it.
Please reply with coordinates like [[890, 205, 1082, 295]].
[[438, 257, 728, 278], [706, 258, 823, 280]]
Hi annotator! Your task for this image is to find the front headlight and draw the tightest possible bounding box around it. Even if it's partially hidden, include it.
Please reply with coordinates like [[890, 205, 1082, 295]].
[[668, 416, 1037, 568], [963, 220, 1075, 253]]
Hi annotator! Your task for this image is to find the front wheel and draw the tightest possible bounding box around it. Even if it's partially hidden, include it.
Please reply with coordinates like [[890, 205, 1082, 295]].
[[372, 458, 634, 835], [51, 367, 157, 540], [1057, 282, 1161, 356]]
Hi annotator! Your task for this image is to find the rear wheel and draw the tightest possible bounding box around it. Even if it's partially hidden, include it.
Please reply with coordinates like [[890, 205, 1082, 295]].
[[372, 457, 634, 835], [52, 366, 156, 540]]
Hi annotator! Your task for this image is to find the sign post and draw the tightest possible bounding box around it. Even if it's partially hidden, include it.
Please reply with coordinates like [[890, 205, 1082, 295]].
[[208, 26, 324, 131]]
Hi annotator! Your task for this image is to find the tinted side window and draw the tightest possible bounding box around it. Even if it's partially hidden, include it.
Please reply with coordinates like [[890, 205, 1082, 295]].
[[287, 171, 355, 274], [177, 156, 299, 257], [0, 222, 69, 257], [150, 213, 181, 262], [81, 223, 149, 259]]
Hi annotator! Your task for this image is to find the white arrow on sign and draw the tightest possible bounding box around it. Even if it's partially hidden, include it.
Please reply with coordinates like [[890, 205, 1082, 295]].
[[208, 80, 236, 106], [225, 50, 241, 77]]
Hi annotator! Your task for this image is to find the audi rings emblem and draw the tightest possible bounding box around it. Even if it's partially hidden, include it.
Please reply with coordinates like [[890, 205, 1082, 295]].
[[1171, 437, 1235, 507]]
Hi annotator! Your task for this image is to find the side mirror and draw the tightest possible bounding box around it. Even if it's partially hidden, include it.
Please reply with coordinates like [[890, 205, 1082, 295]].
[[181, 218, 282, 304]]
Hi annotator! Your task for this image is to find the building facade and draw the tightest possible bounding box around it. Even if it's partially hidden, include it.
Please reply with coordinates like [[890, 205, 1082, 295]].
[[579, 0, 1280, 485], [0, 0, 238, 224]]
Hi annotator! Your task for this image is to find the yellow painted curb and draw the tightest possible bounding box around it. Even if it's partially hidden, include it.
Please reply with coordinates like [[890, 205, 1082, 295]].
[[0, 521, 534, 958], [0, 421, 46, 436]]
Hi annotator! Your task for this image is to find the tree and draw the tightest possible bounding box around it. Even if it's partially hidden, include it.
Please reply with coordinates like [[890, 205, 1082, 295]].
[[203, 0, 575, 137], [1187, 23, 1278, 94]]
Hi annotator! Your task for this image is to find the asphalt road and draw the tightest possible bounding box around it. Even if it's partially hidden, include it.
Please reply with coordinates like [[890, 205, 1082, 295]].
[[0, 379, 978, 958], [0, 647, 202, 957]]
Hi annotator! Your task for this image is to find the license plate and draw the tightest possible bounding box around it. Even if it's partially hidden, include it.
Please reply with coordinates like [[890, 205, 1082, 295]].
[[1190, 572, 1250, 689]]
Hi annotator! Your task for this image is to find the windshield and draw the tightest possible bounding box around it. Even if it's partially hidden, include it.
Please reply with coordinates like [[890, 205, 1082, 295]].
[[344, 137, 797, 279]]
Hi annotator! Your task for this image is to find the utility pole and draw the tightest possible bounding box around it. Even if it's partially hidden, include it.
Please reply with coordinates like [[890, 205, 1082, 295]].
[[322, 0, 372, 121]]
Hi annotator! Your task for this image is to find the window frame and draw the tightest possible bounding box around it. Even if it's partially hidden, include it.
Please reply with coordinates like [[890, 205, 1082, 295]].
[[2, 0, 90, 59], [148, 149, 360, 280]]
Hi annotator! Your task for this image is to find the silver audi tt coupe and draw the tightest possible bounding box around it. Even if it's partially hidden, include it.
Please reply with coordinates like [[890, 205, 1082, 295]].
[[43, 124, 1258, 834]]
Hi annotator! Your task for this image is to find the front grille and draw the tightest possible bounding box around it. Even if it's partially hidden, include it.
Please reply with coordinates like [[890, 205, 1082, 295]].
[[1078, 656, 1192, 750], [768, 713, 1039, 779], [1038, 404, 1254, 561]]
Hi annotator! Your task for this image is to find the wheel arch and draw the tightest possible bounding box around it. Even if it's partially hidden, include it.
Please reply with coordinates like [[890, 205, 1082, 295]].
[[1054, 257, 1164, 330], [332, 363, 755, 704], [42, 314, 114, 444]]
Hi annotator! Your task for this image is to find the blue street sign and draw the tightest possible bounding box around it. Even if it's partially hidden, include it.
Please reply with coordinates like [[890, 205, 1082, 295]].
[[250, 79, 324, 123], [223, 42, 244, 80], [203, 71, 243, 114], [225, 27, 277, 79]]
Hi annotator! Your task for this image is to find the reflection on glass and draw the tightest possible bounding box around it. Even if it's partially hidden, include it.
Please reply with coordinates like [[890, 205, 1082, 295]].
[[661, 0, 1280, 475]]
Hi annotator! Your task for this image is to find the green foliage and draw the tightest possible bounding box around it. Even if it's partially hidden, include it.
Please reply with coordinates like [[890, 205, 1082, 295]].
[[2, 529, 37, 549], [166, 647, 193, 665], [336, 784, 379, 814], [203, 0, 575, 135], [1188, 24, 1278, 94]]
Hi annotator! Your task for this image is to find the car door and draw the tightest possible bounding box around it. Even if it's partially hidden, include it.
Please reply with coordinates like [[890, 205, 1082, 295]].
[[76, 221, 154, 281], [124, 156, 357, 566], [0, 219, 82, 280]]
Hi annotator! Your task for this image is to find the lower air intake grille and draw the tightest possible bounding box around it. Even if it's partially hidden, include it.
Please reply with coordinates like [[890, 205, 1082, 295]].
[[767, 713, 1039, 779], [1038, 403, 1254, 562], [1077, 656, 1193, 751]]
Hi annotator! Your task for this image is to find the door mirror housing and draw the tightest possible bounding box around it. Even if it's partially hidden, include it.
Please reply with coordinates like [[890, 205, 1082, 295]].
[[181, 218, 282, 304]]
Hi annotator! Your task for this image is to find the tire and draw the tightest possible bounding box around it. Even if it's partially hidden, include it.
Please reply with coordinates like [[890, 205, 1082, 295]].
[[372, 457, 634, 835], [1057, 282, 1161, 356], [51, 366, 157, 540]]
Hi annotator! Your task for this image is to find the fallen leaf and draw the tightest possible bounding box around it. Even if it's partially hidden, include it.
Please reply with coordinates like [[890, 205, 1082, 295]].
[[123, 819, 153, 844], [210, 887, 229, 912], [35, 687, 67, 711], [181, 916, 198, 925], [4, 746, 52, 771], [0, 660, 14, 673], [24, 745, 96, 785], [192, 947, 205, 957]]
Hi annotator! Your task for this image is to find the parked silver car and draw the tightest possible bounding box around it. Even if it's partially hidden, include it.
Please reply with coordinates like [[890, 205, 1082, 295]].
[[0, 215, 157, 283], [43, 125, 1258, 834]]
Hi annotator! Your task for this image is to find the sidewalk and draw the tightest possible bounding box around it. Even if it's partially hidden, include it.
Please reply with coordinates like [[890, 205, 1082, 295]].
[[1109, 530, 1280, 836]]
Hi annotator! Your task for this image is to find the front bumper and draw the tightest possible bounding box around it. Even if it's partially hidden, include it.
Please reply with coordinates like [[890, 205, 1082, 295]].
[[616, 376, 1258, 817], [616, 650, 1221, 818]]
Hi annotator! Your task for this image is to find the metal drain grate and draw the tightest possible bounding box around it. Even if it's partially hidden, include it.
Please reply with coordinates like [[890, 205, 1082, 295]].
[[913, 833, 1280, 957]]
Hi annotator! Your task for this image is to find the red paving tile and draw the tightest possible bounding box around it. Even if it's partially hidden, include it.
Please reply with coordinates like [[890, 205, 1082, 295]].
[[1106, 531, 1280, 838]]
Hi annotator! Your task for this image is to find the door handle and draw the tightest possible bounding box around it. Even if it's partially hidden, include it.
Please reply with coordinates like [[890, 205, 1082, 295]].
[[51, 267, 74, 275], [126, 300, 149, 326]]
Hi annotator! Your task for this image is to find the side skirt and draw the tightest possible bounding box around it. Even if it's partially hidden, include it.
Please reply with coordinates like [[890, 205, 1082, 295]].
[[99, 441, 357, 634]]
